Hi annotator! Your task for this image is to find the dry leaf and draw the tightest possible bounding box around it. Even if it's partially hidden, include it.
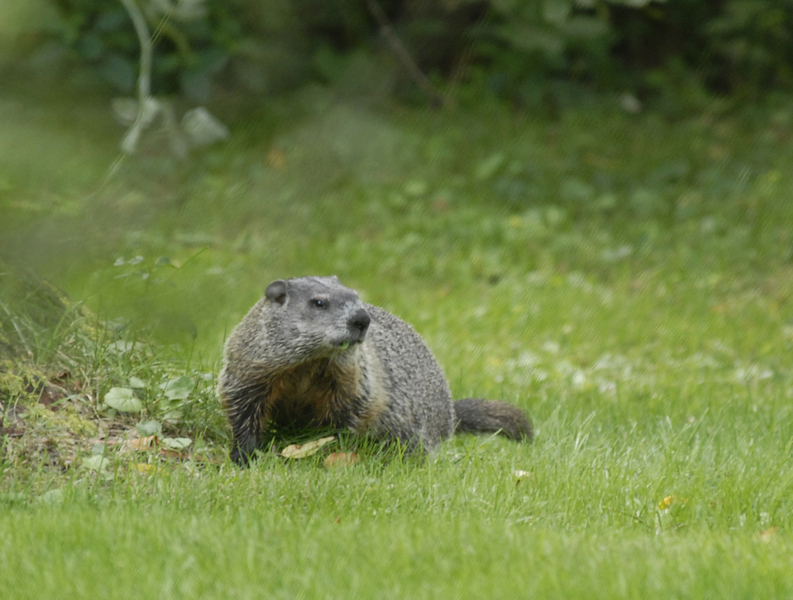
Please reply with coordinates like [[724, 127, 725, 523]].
[[125, 435, 156, 451], [266, 148, 286, 169], [324, 452, 360, 468], [280, 436, 336, 459], [759, 527, 777, 543], [159, 448, 190, 460]]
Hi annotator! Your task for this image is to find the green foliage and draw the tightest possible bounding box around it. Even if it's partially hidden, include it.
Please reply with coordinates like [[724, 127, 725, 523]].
[[103, 386, 142, 412], [477, 0, 793, 106], [477, 0, 614, 103], [44, 0, 374, 99], [704, 0, 793, 93], [5, 0, 787, 105], [50, 0, 244, 99]]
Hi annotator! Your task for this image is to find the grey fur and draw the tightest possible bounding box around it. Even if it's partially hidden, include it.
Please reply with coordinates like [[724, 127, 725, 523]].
[[218, 276, 532, 464]]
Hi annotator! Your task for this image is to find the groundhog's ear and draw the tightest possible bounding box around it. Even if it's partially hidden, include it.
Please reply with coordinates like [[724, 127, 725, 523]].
[[265, 280, 288, 305]]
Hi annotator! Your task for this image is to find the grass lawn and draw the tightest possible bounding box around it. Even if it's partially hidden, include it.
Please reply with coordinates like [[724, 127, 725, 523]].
[[1, 84, 792, 598]]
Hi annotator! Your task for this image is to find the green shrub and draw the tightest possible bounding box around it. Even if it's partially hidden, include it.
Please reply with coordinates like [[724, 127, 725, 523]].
[[14, 0, 793, 104]]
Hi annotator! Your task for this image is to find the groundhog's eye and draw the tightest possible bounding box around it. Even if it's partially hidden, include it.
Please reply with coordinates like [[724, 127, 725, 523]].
[[311, 299, 327, 309]]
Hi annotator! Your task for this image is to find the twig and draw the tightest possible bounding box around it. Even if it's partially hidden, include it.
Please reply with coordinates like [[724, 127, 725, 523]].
[[119, 0, 153, 154], [363, 0, 448, 108], [612, 509, 652, 531]]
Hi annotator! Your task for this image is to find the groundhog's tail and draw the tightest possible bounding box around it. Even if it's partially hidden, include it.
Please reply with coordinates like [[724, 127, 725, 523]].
[[453, 398, 533, 441]]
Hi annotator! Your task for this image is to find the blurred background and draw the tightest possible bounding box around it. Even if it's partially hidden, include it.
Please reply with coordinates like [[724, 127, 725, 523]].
[[1, 0, 792, 363]]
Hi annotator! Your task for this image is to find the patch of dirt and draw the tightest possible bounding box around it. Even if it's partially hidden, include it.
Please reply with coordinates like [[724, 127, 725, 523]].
[[0, 365, 98, 469]]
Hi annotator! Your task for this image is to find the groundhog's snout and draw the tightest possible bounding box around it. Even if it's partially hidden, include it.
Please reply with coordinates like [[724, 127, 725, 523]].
[[347, 308, 371, 342]]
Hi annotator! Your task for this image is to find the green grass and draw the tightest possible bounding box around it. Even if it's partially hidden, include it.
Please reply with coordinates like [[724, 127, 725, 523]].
[[3, 510, 792, 599], [1, 83, 793, 597]]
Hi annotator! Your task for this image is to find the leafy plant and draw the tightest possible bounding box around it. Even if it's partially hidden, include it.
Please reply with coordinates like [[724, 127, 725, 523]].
[[16, 0, 790, 108], [50, 0, 239, 99]]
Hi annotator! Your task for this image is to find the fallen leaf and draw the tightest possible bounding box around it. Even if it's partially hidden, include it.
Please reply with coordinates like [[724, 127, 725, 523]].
[[759, 527, 777, 543], [124, 435, 156, 451], [159, 448, 189, 460], [266, 148, 286, 169], [324, 452, 360, 468], [432, 197, 450, 213], [281, 436, 336, 459]]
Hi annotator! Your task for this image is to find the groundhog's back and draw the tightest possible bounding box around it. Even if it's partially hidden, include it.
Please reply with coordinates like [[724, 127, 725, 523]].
[[363, 304, 456, 448]]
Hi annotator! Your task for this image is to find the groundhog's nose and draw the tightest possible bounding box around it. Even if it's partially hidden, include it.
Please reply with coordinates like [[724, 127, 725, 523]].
[[348, 308, 370, 339]]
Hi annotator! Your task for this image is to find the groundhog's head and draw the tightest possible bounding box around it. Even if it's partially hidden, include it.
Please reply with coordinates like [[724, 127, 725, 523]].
[[260, 276, 370, 362]]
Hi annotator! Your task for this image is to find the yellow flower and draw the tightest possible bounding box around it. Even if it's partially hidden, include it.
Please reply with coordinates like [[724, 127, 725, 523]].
[[658, 495, 687, 510]]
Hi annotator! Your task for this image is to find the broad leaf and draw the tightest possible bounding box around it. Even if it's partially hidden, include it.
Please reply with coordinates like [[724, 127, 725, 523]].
[[161, 437, 192, 450], [129, 377, 147, 389], [82, 455, 110, 471], [104, 387, 143, 412], [160, 376, 194, 400], [136, 420, 162, 436]]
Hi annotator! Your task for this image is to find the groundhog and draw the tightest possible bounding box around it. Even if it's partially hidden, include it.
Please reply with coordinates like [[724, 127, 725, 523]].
[[218, 276, 532, 464]]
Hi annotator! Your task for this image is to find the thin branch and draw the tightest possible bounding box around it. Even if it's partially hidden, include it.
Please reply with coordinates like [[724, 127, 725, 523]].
[[119, 0, 154, 154], [121, 0, 151, 99], [363, 0, 449, 108], [611, 509, 653, 531]]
